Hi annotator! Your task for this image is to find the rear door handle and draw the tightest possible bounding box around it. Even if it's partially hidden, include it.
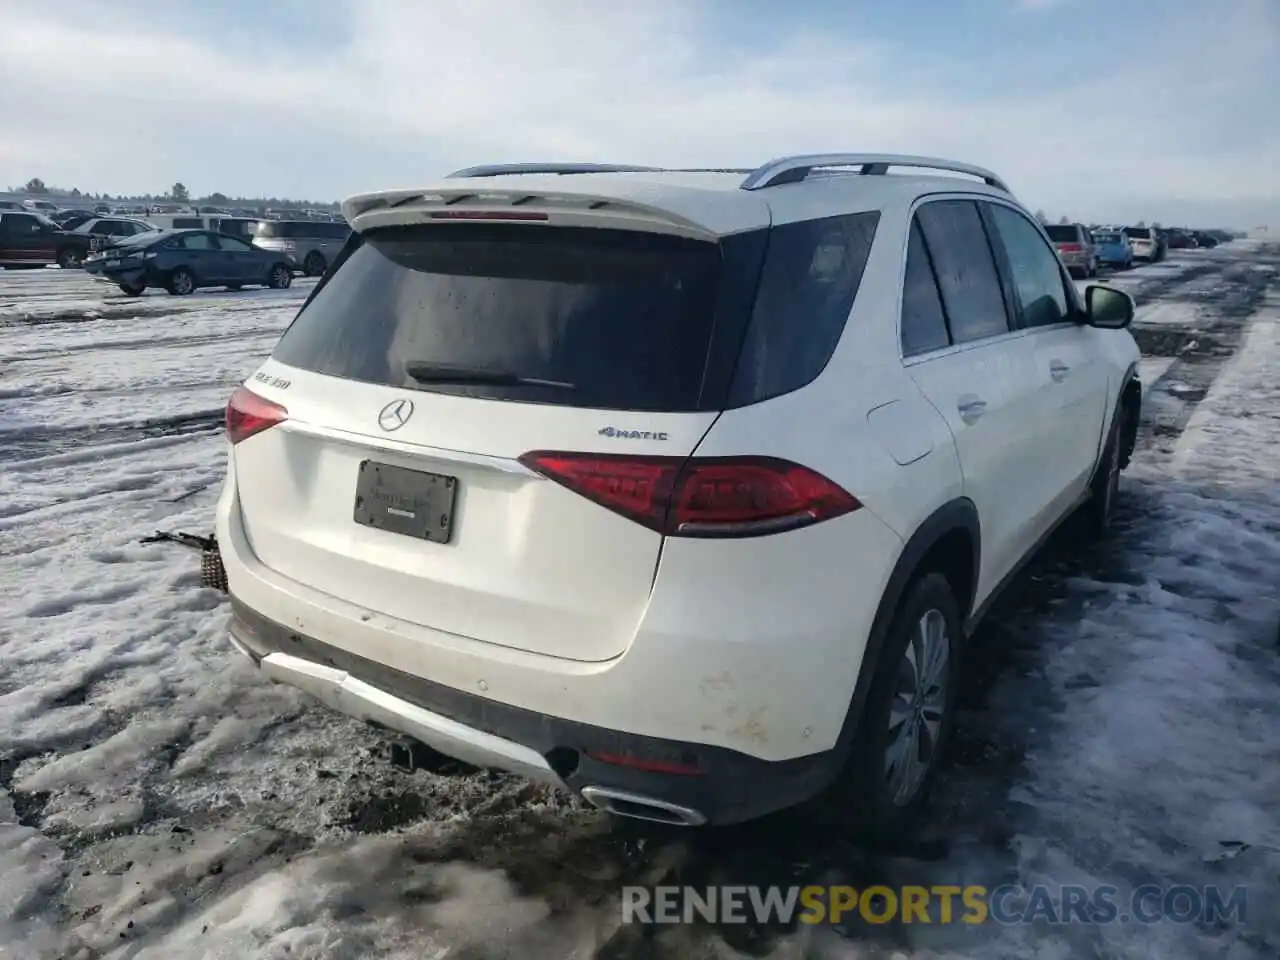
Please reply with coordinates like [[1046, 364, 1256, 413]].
[[1050, 361, 1071, 382], [957, 396, 987, 424]]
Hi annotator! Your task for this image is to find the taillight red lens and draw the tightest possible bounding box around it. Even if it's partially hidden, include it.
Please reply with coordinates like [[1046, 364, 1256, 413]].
[[1058, 243, 1083, 252], [517, 452, 860, 537], [225, 385, 288, 445]]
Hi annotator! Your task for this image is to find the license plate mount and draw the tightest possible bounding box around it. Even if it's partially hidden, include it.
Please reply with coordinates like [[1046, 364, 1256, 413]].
[[353, 460, 458, 543]]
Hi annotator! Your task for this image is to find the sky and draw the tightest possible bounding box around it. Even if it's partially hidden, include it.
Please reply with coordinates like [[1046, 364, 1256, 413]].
[[0, 0, 1276, 228]]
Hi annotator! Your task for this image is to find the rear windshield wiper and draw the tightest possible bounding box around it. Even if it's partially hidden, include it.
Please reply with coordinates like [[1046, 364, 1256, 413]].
[[404, 361, 576, 391]]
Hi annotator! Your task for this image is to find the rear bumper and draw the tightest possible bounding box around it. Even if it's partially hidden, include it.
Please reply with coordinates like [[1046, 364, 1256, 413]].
[[215, 452, 904, 824], [226, 596, 838, 824]]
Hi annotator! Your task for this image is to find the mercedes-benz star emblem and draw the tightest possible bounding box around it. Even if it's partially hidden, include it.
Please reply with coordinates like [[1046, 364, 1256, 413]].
[[377, 398, 414, 432]]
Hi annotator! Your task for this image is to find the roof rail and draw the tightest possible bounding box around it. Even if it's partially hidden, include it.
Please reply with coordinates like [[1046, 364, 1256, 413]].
[[446, 162, 665, 179], [740, 154, 1009, 192]]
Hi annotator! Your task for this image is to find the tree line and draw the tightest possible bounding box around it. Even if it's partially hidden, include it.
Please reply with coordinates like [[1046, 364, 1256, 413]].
[[9, 178, 337, 209]]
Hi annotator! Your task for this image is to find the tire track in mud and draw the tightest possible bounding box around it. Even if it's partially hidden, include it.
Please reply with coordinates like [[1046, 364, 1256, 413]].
[[1128, 252, 1275, 458], [3, 326, 286, 365], [0, 409, 226, 465]]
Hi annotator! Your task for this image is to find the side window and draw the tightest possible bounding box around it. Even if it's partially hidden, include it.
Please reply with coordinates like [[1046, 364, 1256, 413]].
[[900, 221, 951, 357], [214, 234, 253, 252], [175, 233, 216, 251], [985, 204, 1071, 329], [915, 201, 1010, 344], [726, 211, 880, 405]]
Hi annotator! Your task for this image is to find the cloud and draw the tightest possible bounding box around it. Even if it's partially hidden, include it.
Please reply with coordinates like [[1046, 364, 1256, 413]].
[[0, 0, 1275, 227]]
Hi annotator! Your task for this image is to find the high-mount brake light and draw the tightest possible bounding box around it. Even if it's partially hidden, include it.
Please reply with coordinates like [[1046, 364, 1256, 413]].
[[517, 452, 860, 538], [428, 210, 549, 221], [225, 385, 288, 445]]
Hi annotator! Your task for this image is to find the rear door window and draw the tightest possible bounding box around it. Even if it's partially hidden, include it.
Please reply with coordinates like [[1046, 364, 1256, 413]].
[[272, 223, 731, 412], [914, 201, 1010, 344], [174, 232, 216, 250], [900, 221, 952, 357], [725, 211, 879, 405], [214, 234, 254, 252]]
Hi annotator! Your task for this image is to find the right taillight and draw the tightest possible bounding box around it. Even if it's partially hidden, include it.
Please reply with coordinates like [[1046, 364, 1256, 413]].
[[225, 385, 288, 445], [517, 452, 860, 538]]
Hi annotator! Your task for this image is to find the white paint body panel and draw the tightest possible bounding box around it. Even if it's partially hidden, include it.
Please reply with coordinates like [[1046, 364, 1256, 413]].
[[216, 165, 1139, 772]]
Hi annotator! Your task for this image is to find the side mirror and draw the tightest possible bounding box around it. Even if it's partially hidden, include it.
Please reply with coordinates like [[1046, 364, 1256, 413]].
[[1084, 283, 1134, 329]]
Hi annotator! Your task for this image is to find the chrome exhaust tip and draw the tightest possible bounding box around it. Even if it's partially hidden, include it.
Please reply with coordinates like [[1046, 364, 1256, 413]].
[[579, 786, 706, 826]]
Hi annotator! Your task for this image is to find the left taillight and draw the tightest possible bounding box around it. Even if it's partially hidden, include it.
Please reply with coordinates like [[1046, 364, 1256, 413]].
[[225, 385, 288, 445], [517, 452, 861, 538]]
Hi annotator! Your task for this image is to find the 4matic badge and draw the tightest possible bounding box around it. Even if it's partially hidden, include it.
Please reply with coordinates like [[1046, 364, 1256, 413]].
[[599, 426, 669, 441]]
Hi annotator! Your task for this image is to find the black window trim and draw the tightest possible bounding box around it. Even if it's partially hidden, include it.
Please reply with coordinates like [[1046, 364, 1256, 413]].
[[899, 193, 1051, 365], [899, 218, 955, 359]]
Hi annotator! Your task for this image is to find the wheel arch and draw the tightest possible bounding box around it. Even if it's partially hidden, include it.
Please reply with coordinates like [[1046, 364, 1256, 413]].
[[1118, 361, 1142, 469], [1089, 359, 1141, 484], [828, 497, 981, 764]]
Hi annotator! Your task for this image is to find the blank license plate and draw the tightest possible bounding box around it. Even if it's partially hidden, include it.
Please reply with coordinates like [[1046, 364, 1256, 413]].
[[352, 460, 458, 543]]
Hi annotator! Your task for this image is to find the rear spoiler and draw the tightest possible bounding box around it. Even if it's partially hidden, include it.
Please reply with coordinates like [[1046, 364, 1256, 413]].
[[342, 186, 732, 241]]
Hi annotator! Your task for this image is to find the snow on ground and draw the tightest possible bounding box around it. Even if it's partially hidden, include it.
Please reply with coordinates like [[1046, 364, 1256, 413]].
[[0, 247, 1277, 959]]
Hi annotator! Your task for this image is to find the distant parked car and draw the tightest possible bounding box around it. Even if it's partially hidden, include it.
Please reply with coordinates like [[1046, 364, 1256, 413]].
[[1124, 227, 1159, 262], [1152, 229, 1168, 262], [1192, 231, 1219, 249], [22, 198, 60, 215], [94, 204, 112, 215], [210, 216, 262, 242], [0, 211, 95, 268], [82, 228, 296, 296], [252, 219, 351, 276], [1044, 223, 1098, 278], [1165, 230, 1196, 250], [55, 208, 95, 224], [1091, 230, 1135, 269], [72, 217, 158, 252], [0, 199, 25, 211]]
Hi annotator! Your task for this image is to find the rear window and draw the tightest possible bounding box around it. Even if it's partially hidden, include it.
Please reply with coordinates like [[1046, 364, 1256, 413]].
[[274, 217, 877, 412], [1043, 225, 1078, 242], [1093, 233, 1121, 244], [1126, 227, 1151, 239], [274, 224, 730, 411]]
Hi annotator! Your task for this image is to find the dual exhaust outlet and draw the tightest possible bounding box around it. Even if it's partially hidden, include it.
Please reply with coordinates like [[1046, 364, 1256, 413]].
[[386, 737, 706, 826]]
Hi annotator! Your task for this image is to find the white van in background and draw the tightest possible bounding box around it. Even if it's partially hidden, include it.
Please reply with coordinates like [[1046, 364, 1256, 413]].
[[144, 214, 262, 242]]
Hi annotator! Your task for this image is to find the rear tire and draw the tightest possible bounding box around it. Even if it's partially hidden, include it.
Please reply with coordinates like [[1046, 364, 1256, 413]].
[[808, 573, 961, 843], [57, 248, 83, 269], [268, 263, 293, 289], [302, 251, 326, 277], [119, 282, 144, 297], [167, 267, 196, 296]]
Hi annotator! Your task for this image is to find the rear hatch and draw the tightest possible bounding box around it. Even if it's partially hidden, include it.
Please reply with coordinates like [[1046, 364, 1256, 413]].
[[231, 206, 770, 662]]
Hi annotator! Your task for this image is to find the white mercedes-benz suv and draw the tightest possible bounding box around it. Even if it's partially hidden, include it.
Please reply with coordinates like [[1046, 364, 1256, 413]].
[[216, 155, 1141, 836]]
